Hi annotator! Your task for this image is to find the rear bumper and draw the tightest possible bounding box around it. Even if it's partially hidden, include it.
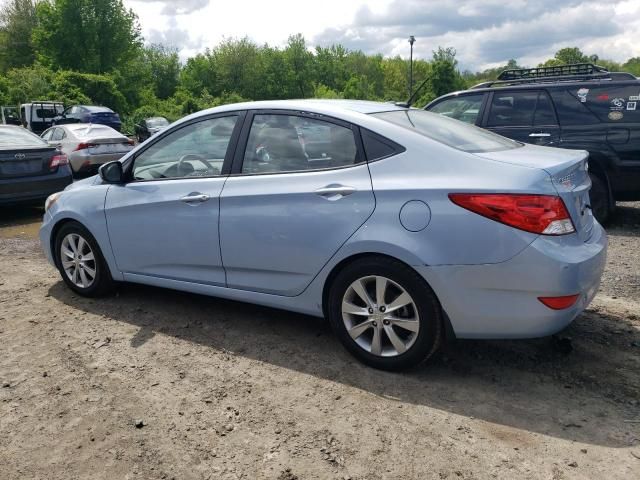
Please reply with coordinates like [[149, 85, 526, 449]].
[[417, 223, 608, 339], [68, 152, 128, 174], [0, 167, 72, 205]]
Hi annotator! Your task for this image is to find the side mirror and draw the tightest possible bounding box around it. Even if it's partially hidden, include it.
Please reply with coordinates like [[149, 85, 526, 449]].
[[99, 161, 124, 184]]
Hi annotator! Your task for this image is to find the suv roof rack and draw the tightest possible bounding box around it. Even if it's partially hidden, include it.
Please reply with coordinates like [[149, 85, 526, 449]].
[[470, 63, 636, 89]]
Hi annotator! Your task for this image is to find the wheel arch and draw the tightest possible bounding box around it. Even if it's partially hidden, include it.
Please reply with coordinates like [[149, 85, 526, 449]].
[[320, 252, 455, 341], [49, 217, 117, 279]]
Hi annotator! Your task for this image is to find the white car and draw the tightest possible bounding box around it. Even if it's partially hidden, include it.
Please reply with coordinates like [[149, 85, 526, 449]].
[[41, 123, 133, 176]]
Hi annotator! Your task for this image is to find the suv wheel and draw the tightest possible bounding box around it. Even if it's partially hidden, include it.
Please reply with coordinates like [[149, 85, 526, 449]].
[[327, 257, 443, 371]]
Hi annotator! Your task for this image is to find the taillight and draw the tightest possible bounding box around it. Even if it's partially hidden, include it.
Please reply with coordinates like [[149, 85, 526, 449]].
[[74, 142, 97, 151], [49, 153, 68, 169], [448, 193, 575, 235], [538, 294, 580, 310]]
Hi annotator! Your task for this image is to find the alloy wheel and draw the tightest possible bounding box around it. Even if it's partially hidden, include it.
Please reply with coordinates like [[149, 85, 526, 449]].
[[341, 275, 420, 357], [60, 233, 96, 289]]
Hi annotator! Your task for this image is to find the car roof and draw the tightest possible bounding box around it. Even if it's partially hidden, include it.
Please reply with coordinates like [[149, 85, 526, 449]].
[[432, 77, 640, 102], [196, 99, 408, 116], [79, 105, 113, 112]]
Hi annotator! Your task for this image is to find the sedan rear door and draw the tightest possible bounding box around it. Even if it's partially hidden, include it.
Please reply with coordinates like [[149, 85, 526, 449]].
[[219, 110, 375, 296]]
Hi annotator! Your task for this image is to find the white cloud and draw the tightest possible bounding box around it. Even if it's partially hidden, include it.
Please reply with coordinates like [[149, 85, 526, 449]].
[[125, 0, 640, 70]]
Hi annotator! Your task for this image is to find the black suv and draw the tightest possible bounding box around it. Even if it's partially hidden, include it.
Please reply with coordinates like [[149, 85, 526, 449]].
[[425, 63, 640, 222]]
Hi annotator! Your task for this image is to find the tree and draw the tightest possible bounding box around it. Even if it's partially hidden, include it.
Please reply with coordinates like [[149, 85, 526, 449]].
[[142, 44, 180, 99], [284, 34, 313, 98], [33, 0, 141, 73], [622, 57, 640, 77], [0, 0, 38, 72], [540, 47, 590, 67], [429, 47, 464, 99]]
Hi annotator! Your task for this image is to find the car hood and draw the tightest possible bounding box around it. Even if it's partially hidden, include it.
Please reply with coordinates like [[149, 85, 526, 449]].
[[64, 175, 101, 191]]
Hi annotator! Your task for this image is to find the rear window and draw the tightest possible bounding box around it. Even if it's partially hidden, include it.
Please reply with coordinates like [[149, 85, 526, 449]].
[[371, 110, 521, 153], [0, 127, 47, 146], [146, 117, 169, 128], [72, 125, 120, 137], [85, 106, 113, 113]]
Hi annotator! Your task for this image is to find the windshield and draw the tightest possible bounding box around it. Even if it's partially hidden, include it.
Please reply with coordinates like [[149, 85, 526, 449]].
[[371, 109, 521, 153], [146, 117, 169, 128], [0, 127, 47, 147]]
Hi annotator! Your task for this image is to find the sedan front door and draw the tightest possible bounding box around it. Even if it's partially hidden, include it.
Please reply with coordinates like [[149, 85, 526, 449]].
[[219, 111, 375, 296], [104, 113, 242, 286]]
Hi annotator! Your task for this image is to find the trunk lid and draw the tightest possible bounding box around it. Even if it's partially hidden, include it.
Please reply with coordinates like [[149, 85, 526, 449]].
[[0, 147, 57, 178], [81, 135, 132, 155], [475, 144, 595, 242]]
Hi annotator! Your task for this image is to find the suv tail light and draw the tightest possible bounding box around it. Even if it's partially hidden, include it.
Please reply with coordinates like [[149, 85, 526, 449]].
[[74, 142, 97, 151], [448, 193, 575, 235], [49, 153, 68, 169]]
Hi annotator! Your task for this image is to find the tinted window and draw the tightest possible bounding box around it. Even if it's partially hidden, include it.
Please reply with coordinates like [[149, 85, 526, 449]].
[[429, 94, 484, 124], [533, 92, 557, 125], [132, 115, 237, 180], [242, 114, 358, 174], [488, 92, 538, 126], [568, 85, 640, 123], [361, 129, 403, 161], [371, 110, 520, 153], [549, 90, 599, 125]]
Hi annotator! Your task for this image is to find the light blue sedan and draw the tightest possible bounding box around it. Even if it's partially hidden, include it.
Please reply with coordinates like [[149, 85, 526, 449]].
[[40, 100, 607, 370]]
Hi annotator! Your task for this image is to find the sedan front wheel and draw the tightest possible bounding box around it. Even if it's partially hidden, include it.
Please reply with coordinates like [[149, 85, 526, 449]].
[[54, 222, 114, 297]]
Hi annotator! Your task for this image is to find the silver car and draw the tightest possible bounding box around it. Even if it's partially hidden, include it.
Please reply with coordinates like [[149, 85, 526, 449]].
[[40, 100, 607, 370], [41, 124, 133, 176]]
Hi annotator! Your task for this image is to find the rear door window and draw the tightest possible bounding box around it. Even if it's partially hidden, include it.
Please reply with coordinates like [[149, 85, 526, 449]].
[[241, 114, 359, 174], [487, 91, 537, 126], [533, 92, 558, 125], [428, 94, 484, 124]]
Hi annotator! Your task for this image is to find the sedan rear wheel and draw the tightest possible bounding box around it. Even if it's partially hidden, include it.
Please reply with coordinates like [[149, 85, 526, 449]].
[[328, 256, 443, 370], [342, 275, 420, 357]]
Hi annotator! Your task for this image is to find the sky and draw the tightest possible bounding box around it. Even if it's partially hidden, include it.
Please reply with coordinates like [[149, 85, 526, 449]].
[[125, 0, 640, 71]]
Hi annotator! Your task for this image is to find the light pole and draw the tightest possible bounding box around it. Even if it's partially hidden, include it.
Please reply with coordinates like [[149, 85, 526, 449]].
[[408, 35, 416, 98]]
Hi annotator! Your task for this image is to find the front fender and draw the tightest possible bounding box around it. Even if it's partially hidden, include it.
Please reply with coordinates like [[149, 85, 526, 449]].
[[42, 184, 123, 281]]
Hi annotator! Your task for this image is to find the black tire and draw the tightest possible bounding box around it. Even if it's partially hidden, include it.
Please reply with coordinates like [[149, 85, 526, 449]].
[[327, 256, 443, 371], [589, 172, 612, 224], [54, 221, 114, 297]]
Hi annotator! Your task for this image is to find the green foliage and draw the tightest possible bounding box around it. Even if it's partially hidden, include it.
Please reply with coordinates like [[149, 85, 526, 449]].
[[52, 70, 127, 111], [2, 64, 54, 105], [2, 0, 640, 137], [0, 0, 38, 72], [33, 0, 141, 73], [539, 47, 592, 67]]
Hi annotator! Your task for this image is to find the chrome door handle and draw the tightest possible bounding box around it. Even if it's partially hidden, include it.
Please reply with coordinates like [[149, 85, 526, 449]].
[[529, 132, 551, 137], [315, 185, 357, 198], [180, 193, 210, 203]]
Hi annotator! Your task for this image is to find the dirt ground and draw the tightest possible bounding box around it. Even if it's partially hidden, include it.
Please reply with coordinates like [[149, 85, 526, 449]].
[[0, 203, 639, 480]]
